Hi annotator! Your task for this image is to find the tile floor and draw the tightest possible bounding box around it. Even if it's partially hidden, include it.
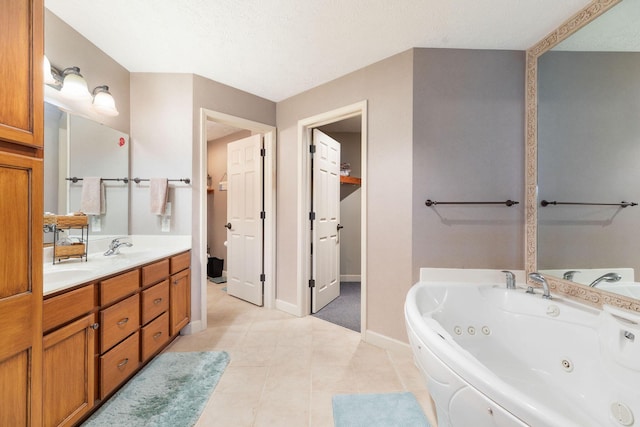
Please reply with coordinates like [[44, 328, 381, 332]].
[[165, 282, 437, 427]]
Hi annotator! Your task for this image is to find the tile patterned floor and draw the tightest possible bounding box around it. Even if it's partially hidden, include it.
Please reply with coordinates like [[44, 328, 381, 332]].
[[166, 282, 437, 427]]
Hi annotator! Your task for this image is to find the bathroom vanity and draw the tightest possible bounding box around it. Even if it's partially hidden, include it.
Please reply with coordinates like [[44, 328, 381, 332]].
[[42, 236, 190, 427]]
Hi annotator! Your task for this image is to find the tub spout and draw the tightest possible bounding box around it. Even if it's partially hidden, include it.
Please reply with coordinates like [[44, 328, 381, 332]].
[[528, 272, 552, 299], [501, 270, 516, 289], [588, 272, 622, 288]]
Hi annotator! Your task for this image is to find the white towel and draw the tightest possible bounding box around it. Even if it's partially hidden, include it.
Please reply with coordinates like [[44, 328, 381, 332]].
[[80, 177, 104, 215], [150, 178, 169, 215]]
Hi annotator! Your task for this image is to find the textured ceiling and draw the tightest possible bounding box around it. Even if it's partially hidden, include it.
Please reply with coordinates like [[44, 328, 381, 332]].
[[45, 0, 594, 102]]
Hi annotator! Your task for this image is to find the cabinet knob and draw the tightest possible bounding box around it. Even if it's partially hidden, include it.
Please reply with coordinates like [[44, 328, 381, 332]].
[[153, 298, 163, 305], [90, 323, 100, 330], [117, 317, 129, 326], [117, 358, 129, 369], [153, 332, 163, 340]]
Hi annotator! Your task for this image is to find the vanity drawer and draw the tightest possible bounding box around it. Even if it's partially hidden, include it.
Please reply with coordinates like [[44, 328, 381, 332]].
[[100, 294, 140, 353], [141, 279, 169, 324], [100, 331, 140, 399], [170, 251, 190, 274], [142, 259, 169, 288], [100, 269, 140, 306], [141, 312, 169, 362], [43, 284, 96, 333]]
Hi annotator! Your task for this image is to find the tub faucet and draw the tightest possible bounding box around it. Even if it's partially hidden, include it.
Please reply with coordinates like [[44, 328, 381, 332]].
[[563, 270, 580, 281], [528, 272, 552, 299], [501, 270, 516, 289], [104, 238, 133, 256], [588, 272, 622, 288]]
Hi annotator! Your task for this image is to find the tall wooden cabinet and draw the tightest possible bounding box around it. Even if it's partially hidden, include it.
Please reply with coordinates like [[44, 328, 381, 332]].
[[0, 0, 44, 426]]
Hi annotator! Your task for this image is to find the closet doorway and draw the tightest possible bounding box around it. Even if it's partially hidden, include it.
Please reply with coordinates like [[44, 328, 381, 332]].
[[297, 101, 367, 335], [198, 109, 276, 330], [310, 122, 363, 332]]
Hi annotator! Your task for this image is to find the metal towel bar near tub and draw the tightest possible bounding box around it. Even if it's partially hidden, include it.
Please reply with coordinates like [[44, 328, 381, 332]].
[[425, 199, 519, 207], [540, 200, 637, 208]]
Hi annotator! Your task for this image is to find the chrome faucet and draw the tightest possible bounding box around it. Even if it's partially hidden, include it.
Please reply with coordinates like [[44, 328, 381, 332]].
[[501, 270, 516, 289], [104, 238, 133, 256], [589, 272, 622, 288], [563, 270, 580, 281], [528, 272, 552, 299]]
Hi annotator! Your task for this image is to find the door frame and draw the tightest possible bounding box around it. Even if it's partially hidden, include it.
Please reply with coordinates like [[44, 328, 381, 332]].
[[198, 108, 276, 328], [297, 101, 368, 336]]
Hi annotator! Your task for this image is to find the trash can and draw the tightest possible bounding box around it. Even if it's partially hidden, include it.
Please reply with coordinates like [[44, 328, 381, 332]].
[[207, 257, 224, 278]]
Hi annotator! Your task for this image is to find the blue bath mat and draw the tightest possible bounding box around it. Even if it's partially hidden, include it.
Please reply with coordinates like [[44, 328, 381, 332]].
[[82, 351, 229, 427], [332, 392, 430, 427]]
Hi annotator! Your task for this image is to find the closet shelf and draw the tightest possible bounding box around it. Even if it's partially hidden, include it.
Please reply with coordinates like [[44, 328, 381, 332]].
[[340, 176, 361, 186]]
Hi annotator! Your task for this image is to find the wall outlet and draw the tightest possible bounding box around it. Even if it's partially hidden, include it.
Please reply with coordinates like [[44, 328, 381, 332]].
[[161, 216, 170, 232], [91, 215, 101, 232]]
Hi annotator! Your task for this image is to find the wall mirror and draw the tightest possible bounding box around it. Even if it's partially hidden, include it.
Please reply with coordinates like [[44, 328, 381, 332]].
[[44, 102, 130, 244], [526, 0, 640, 310]]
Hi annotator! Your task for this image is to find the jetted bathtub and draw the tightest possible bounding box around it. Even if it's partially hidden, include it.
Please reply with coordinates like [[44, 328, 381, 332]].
[[405, 268, 640, 427]]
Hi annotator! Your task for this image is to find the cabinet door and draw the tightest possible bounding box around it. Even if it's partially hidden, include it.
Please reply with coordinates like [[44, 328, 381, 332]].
[[170, 268, 190, 336], [43, 314, 96, 427], [0, 151, 43, 426], [0, 0, 43, 148]]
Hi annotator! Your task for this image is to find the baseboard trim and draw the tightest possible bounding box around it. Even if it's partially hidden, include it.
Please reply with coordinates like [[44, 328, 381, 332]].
[[364, 330, 410, 352], [276, 299, 302, 317], [181, 319, 203, 335], [340, 274, 361, 282]]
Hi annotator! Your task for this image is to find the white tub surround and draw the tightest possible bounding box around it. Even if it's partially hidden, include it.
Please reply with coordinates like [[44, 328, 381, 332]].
[[405, 268, 640, 427], [44, 235, 191, 295]]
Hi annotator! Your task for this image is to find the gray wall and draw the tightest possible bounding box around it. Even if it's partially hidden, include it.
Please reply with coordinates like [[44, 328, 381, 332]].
[[276, 50, 415, 341], [537, 51, 640, 273], [412, 49, 526, 279]]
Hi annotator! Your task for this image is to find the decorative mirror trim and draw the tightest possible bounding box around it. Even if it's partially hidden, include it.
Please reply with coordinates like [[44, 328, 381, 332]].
[[522, 0, 640, 311]]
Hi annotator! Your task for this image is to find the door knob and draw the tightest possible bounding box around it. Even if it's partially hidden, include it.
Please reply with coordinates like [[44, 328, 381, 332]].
[[225, 223, 232, 230], [337, 224, 344, 231]]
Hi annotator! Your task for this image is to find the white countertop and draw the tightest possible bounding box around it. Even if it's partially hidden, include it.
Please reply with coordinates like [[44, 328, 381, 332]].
[[43, 235, 191, 296]]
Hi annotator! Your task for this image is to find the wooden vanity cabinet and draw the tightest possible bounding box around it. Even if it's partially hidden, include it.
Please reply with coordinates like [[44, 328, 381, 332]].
[[140, 259, 171, 363], [0, 0, 44, 424], [170, 252, 191, 336], [97, 271, 141, 400], [42, 286, 97, 427], [43, 314, 96, 427], [43, 251, 191, 418]]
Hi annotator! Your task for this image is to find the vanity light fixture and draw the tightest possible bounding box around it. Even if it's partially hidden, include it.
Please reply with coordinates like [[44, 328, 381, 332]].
[[92, 85, 119, 117], [43, 55, 56, 85], [44, 57, 120, 117], [59, 66, 92, 100]]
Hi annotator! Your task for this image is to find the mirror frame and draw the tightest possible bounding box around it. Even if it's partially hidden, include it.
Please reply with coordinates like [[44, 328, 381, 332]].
[[524, 0, 640, 311]]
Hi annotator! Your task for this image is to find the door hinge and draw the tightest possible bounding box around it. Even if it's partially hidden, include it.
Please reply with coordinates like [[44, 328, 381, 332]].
[[309, 211, 315, 221], [260, 273, 266, 282], [309, 145, 316, 154], [260, 148, 266, 157], [260, 211, 266, 219], [309, 279, 315, 288]]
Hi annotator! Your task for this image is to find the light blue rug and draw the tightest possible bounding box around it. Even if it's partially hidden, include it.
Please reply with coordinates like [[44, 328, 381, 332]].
[[82, 351, 229, 427], [333, 392, 430, 427]]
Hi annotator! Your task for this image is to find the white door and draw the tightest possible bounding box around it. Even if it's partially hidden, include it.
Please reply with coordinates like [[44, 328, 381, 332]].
[[227, 134, 263, 306], [312, 129, 341, 313]]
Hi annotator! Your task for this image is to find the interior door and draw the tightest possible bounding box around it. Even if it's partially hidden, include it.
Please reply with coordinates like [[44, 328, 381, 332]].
[[312, 129, 341, 313], [226, 134, 264, 306]]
